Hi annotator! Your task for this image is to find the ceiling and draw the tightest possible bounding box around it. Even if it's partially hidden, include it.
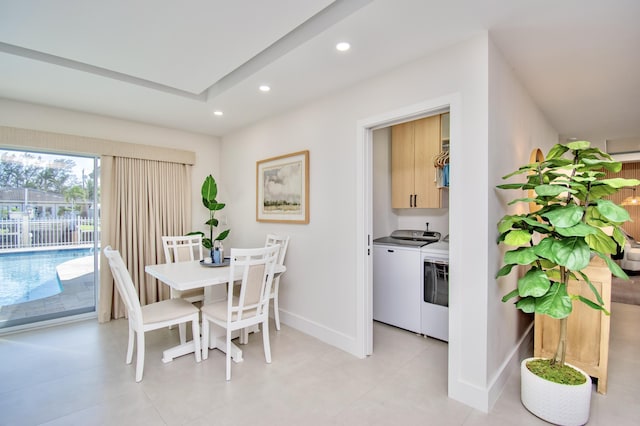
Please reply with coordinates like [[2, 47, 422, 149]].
[[1, 0, 639, 142]]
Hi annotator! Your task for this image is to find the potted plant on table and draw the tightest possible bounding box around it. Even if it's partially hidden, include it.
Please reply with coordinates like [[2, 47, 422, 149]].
[[496, 141, 639, 425], [189, 174, 230, 263]]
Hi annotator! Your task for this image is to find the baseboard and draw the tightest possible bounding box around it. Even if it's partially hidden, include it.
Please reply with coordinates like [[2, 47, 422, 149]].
[[487, 322, 534, 410], [274, 309, 363, 358]]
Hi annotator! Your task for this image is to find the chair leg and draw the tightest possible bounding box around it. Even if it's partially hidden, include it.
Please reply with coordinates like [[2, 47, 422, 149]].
[[226, 328, 232, 381], [191, 317, 202, 363], [201, 317, 210, 360], [262, 318, 272, 364], [272, 277, 281, 331], [273, 292, 281, 331], [169, 289, 180, 330], [126, 322, 135, 364], [135, 331, 145, 382], [239, 328, 248, 344], [178, 323, 187, 345]]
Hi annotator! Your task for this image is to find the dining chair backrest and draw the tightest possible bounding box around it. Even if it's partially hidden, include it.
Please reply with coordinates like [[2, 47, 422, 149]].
[[265, 234, 290, 266], [227, 245, 280, 323], [162, 235, 204, 264], [104, 246, 144, 329]]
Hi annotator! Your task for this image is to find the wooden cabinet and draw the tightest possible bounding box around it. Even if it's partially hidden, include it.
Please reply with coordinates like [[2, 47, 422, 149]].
[[534, 256, 611, 394], [391, 115, 441, 208]]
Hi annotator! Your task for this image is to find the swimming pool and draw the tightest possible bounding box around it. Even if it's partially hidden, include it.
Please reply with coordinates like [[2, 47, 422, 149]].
[[0, 248, 93, 306]]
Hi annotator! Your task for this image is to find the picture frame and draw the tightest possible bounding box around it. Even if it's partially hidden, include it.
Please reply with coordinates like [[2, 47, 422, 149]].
[[256, 150, 309, 224]]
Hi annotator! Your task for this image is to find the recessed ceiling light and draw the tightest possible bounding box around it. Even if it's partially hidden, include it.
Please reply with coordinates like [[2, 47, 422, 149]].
[[213, 110, 223, 116], [259, 85, 271, 92], [336, 42, 351, 52]]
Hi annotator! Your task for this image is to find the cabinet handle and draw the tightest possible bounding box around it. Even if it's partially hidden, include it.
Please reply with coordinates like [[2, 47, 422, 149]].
[[413, 194, 417, 207], [409, 194, 413, 207]]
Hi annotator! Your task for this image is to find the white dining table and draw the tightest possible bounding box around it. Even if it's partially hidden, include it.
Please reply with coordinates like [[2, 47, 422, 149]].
[[145, 259, 286, 364]]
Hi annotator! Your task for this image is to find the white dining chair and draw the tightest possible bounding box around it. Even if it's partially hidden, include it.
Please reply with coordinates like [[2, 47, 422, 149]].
[[201, 245, 280, 380], [104, 246, 202, 382], [265, 233, 290, 331], [162, 235, 205, 343]]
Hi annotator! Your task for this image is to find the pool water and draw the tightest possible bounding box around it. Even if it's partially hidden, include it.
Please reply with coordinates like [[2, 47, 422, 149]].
[[0, 249, 93, 306]]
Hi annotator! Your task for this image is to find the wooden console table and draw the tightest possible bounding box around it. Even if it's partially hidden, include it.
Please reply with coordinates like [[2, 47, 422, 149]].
[[534, 256, 611, 394]]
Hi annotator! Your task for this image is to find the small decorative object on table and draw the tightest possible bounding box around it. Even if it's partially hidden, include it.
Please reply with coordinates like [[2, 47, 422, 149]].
[[189, 174, 230, 264], [212, 240, 224, 264]]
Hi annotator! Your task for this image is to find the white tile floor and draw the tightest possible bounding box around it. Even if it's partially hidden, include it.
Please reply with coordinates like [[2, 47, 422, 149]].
[[0, 302, 638, 426]]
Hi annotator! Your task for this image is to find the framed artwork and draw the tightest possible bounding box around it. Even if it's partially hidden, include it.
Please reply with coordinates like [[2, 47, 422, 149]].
[[256, 150, 309, 223]]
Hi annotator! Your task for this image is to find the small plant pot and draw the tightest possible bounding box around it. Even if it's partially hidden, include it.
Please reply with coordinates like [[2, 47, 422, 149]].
[[521, 357, 591, 426]]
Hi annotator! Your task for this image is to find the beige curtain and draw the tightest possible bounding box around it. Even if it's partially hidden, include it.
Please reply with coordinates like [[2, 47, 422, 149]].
[[98, 156, 192, 322]]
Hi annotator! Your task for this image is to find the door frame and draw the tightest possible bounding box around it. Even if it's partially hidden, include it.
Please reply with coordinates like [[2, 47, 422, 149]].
[[355, 93, 460, 356]]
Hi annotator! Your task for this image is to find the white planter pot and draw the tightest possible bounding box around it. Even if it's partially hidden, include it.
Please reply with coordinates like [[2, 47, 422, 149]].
[[521, 357, 592, 426]]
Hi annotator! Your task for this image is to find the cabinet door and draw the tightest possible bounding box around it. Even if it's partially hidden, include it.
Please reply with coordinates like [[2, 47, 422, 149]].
[[373, 246, 421, 333], [391, 121, 415, 208], [413, 115, 441, 208]]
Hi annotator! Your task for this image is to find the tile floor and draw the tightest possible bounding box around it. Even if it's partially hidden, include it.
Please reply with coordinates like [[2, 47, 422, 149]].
[[0, 302, 638, 426]]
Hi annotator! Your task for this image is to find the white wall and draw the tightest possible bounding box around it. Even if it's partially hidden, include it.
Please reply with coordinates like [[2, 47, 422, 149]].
[[222, 34, 495, 410], [486, 40, 558, 407], [0, 98, 221, 234]]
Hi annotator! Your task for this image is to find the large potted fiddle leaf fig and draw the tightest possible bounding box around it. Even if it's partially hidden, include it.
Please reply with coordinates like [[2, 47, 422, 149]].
[[189, 174, 229, 259], [496, 141, 639, 426]]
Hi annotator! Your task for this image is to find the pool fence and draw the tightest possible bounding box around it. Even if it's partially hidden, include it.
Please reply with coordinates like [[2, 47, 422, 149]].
[[0, 217, 99, 250]]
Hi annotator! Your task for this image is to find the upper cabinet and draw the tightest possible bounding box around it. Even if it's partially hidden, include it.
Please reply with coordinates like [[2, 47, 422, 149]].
[[391, 114, 442, 208]]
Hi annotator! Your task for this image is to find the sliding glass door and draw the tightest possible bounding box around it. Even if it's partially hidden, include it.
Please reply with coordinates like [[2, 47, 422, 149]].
[[0, 149, 100, 331]]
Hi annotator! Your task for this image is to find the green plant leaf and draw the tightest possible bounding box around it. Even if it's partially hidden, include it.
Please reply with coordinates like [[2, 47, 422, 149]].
[[576, 296, 609, 314], [596, 199, 630, 223], [203, 199, 225, 211], [497, 216, 516, 234], [215, 229, 230, 241], [550, 237, 591, 270], [566, 140, 591, 151], [535, 282, 573, 319], [555, 222, 598, 237], [585, 205, 608, 227], [515, 296, 536, 313], [541, 205, 584, 228], [545, 267, 562, 281], [507, 197, 538, 205], [612, 227, 626, 249], [501, 164, 540, 180], [599, 177, 640, 188], [202, 237, 213, 249], [521, 216, 553, 231], [576, 270, 605, 306], [201, 174, 218, 202], [532, 237, 555, 261], [589, 183, 620, 199], [501, 288, 519, 302], [581, 158, 622, 172], [504, 247, 538, 265], [504, 230, 531, 246], [497, 183, 527, 190], [585, 228, 617, 254], [572, 175, 597, 183], [518, 268, 551, 298], [594, 252, 629, 279], [535, 184, 575, 197], [546, 144, 569, 159], [496, 263, 516, 278]]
